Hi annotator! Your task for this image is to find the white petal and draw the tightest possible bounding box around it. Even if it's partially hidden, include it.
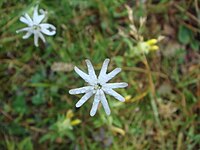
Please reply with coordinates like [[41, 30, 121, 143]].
[[69, 86, 93, 95], [85, 59, 97, 81], [98, 58, 110, 81], [35, 15, 45, 25], [34, 32, 39, 47], [20, 16, 31, 25], [103, 88, 125, 102], [33, 5, 39, 21], [24, 13, 33, 25], [40, 23, 56, 36], [22, 31, 32, 39], [75, 92, 93, 107], [33, 5, 39, 16], [103, 82, 128, 89], [33, 5, 45, 24], [90, 90, 100, 116], [100, 90, 111, 115], [38, 32, 46, 43], [103, 68, 121, 83], [74, 66, 92, 84], [16, 27, 31, 33]]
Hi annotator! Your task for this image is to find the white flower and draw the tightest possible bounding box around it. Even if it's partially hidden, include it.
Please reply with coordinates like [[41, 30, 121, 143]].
[[16, 5, 56, 47], [69, 59, 128, 116]]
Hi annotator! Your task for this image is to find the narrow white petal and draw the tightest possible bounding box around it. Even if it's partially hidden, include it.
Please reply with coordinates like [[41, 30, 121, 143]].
[[103, 68, 121, 83], [100, 90, 111, 115], [90, 100, 100, 116], [75, 92, 93, 107], [35, 15, 45, 25], [90, 90, 100, 116], [103, 82, 128, 89], [40, 23, 56, 36], [38, 32, 46, 43], [98, 59, 110, 80], [34, 32, 39, 47], [69, 86, 93, 95], [33, 5, 45, 24], [85, 59, 97, 81], [103, 88, 125, 102], [20, 16, 31, 25], [24, 13, 33, 25], [74, 66, 91, 83], [22, 31, 32, 39], [16, 27, 31, 33], [33, 5, 39, 18]]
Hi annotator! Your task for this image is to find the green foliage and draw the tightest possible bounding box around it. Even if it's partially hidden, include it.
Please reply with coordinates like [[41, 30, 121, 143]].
[[178, 25, 199, 51], [12, 94, 28, 114], [40, 114, 76, 143], [4, 137, 33, 150], [178, 25, 192, 44], [17, 138, 33, 150]]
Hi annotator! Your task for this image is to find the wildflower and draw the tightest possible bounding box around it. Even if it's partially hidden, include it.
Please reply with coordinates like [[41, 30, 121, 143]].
[[137, 39, 159, 54], [146, 39, 159, 51], [125, 38, 160, 56], [69, 59, 128, 116], [16, 5, 56, 47], [56, 110, 81, 132], [122, 5, 165, 56]]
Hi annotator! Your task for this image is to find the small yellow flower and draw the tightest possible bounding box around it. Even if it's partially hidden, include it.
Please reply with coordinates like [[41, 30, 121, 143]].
[[66, 110, 81, 127], [125, 95, 132, 102], [126, 38, 160, 56], [55, 110, 81, 132], [66, 109, 74, 119], [71, 119, 81, 126], [146, 39, 157, 45], [138, 38, 159, 53], [146, 39, 159, 51]]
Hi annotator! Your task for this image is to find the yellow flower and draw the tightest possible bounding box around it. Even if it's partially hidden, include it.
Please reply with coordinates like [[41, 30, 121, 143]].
[[66, 109, 74, 119], [146, 39, 159, 51], [126, 38, 160, 56], [56, 110, 81, 132], [71, 119, 81, 126], [66, 110, 81, 127], [125, 95, 132, 102], [138, 39, 159, 54]]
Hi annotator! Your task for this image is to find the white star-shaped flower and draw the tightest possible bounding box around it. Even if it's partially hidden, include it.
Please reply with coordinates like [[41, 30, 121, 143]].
[[16, 5, 56, 47], [69, 59, 128, 116]]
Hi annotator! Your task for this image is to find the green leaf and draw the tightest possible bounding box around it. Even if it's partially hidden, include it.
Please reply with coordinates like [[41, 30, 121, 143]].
[[31, 87, 45, 105], [8, 123, 27, 136], [190, 40, 199, 51], [12, 95, 27, 114], [31, 73, 44, 83], [113, 116, 122, 128], [18, 137, 33, 150], [178, 25, 192, 44], [39, 133, 53, 143], [113, 56, 123, 67], [66, 131, 75, 140], [175, 48, 186, 64]]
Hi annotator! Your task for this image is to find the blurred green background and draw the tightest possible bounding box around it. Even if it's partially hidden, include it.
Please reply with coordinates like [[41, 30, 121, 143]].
[[0, 0, 199, 149]]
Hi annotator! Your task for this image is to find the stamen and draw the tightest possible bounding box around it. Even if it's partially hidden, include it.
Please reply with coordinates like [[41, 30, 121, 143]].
[[94, 83, 102, 90], [32, 25, 41, 31]]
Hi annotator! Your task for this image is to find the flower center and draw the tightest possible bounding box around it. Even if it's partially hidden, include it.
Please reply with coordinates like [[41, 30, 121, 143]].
[[32, 25, 41, 31], [94, 83, 102, 90]]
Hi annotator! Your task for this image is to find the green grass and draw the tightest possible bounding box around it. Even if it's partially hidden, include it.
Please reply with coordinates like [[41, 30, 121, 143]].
[[0, 0, 199, 150]]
